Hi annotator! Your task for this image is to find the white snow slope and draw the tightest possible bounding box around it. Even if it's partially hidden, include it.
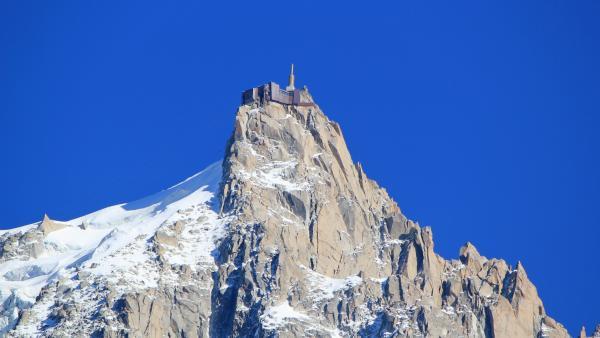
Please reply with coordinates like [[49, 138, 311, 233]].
[[0, 161, 223, 335]]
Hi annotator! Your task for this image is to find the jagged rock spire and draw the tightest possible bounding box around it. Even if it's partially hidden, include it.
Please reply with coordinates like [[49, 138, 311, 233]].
[[211, 90, 572, 337], [38, 213, 66, 235]]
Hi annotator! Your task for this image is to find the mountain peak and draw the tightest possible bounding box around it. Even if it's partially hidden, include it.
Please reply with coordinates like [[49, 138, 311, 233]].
[[0, 82, 582, 337]]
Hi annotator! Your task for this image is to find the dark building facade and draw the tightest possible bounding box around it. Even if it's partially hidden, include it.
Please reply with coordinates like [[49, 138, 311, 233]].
[[241, 66, 314, 107], [241, 82, 314, 107]]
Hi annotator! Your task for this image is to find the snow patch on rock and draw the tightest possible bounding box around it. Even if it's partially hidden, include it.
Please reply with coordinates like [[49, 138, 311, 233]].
[[260, 303, 310, 330], [0, 161, 224, 334], [300, 265, 362, 303]]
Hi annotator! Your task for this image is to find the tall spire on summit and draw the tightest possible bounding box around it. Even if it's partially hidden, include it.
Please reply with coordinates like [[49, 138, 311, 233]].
[[286, 64, 295, 91]]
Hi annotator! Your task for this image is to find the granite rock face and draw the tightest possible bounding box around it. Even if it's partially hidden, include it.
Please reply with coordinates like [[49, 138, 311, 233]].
[[0, 89, 580, 337], [208, 93, 571, 337]]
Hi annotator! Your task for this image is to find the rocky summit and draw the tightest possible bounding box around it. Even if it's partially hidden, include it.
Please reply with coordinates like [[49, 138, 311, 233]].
[[0, 80, 585, 337]]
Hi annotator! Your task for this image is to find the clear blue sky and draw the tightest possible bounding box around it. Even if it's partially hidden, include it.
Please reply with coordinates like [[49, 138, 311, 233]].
[[1, 1, 598, 334]]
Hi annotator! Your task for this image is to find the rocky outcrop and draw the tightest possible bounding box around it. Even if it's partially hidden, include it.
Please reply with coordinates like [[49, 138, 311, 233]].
[[0, 215, 68, 264], [578, 325, 600, 338], [0, 87, 579, 337], [37, 215, 67, 235], [0, 230, 44, 263], [208, 94, 570, 337]]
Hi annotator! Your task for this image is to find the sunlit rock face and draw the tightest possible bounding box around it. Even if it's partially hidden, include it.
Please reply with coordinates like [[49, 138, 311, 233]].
[[0, 89, 573, 337], [209, 95, 570, 338]]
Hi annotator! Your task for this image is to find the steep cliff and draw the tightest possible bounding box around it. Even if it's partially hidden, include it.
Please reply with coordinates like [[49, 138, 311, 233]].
[[208, 92, 570, 338], [0, 88, 576, 337]]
